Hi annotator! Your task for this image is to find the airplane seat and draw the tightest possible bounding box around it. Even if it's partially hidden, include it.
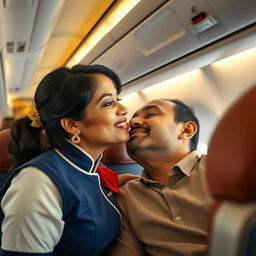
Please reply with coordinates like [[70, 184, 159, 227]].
[[206, 85, 256, 256], [102, 143, 142, 175], [0, 129, 12, 187]]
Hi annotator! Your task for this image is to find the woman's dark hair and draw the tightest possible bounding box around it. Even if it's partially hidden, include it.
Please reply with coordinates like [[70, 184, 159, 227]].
[[167, 99, 200, 151], [9, 64, 122, 168]]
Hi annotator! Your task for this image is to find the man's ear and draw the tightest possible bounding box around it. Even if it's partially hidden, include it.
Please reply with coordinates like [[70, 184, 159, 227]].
[[179, 121, 197, 140], [60, 118, 79, 134]]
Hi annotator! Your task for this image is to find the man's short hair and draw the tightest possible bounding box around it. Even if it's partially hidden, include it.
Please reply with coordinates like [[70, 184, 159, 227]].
[[166, 99, 200, 151]]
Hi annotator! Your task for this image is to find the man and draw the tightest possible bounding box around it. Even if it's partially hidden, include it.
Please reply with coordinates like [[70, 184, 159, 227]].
[[111, 99, 213, 256]]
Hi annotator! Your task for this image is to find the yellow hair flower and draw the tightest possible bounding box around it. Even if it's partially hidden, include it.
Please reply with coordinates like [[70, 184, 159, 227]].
[[28, 104, 43, 128]]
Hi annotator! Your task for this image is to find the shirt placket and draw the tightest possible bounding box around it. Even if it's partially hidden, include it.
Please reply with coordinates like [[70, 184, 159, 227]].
[[163, 171, 186, 225]]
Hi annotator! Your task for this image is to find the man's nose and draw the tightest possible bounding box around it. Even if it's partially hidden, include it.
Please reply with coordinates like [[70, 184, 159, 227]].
[[129, 116, 143, 127]]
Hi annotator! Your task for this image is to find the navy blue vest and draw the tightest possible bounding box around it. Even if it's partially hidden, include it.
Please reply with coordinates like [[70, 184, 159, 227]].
[[0, 143, 121, 256]]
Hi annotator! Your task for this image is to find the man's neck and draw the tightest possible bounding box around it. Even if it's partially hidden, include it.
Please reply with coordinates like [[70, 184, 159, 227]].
[[134, 151, 189, 185]]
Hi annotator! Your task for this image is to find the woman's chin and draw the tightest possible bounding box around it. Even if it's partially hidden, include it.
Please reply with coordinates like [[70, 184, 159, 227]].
[[121, 133, 130, 143], [112, 135, 130, 144]]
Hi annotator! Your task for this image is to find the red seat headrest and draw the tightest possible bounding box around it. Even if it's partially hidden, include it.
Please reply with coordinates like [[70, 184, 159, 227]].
[[206, 85, 256, 201], [0, 129, 12, 172]]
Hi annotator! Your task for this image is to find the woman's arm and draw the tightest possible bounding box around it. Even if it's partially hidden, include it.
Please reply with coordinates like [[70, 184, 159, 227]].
[[1, 167, 64, 255]]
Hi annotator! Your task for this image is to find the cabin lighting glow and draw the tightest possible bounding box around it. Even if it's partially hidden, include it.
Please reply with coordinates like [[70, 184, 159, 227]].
[[121, 92, 138, 102], [7, 94, 12, 105], [212, 46, 256, 65], [142, 69, 200, 92], [66, 0, 141, 67]]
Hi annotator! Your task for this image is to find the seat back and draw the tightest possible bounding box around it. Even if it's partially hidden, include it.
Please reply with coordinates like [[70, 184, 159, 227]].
[[0, 129, 12, 187], [102, 143, 142, 175], [0, 129, 12, 171], [206, 85, 256, 256]]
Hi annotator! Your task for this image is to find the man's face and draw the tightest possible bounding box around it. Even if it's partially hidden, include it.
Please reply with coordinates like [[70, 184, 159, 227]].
[[126, 100, 185, 158]]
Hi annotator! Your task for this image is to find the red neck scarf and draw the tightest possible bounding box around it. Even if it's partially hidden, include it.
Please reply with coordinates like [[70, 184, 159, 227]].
[[97, 166, 119, 193]]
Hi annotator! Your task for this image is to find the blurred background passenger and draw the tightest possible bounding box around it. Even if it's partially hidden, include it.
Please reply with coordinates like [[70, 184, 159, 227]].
[[0, 117, 15, 131], [0, 64, 131, 256]]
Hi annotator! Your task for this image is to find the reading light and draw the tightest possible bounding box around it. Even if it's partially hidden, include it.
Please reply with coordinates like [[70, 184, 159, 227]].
[[66, 0, 141, 67]]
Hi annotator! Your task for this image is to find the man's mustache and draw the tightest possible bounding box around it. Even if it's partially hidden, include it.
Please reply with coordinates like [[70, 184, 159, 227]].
[[129, 125, 149, 133]]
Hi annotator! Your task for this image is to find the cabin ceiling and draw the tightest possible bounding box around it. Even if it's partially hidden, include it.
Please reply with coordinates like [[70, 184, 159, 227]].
[[0, 0, 256, 119], [0, 0, 167, 118], [13, 0, 114, 99]]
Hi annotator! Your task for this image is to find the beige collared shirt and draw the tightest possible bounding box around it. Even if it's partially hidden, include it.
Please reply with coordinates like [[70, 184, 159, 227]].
[[111, 151, 213, 256]]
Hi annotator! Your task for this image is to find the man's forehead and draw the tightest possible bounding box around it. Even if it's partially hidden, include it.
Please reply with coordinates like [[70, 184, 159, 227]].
[[133, 99, 175, 117], [141, 99, 175, 111]]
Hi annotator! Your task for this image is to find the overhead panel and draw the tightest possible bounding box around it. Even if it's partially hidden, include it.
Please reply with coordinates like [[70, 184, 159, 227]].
[[92, 0, 256, 84], [39, 0, 114, 69], [80, 0, 167, 65], [133, 6, 186, 56], [15, 0, 114, 101], [0, 0, 65, 94]]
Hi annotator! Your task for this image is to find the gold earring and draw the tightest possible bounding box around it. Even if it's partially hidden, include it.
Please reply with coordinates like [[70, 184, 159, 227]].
[[71, 129, 81, 144]]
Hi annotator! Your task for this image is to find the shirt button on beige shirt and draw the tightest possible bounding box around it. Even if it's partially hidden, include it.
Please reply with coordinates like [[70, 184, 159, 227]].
[[175, 216, 182, 221]]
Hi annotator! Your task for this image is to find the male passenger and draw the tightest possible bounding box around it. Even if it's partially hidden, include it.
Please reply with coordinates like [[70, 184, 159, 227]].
[[111, 99, 213, 256]]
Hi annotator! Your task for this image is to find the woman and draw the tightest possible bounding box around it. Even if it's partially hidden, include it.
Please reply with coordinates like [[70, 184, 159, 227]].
[[0, 65, 130, 256]]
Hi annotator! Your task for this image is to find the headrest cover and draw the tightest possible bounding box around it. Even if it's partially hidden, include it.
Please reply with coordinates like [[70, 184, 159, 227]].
[[0, 129, 12, 172], [206, 85, 256, 201]]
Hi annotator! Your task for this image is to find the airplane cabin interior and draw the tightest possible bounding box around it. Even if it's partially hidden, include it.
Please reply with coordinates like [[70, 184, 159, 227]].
[[0, 0, 256, 255]]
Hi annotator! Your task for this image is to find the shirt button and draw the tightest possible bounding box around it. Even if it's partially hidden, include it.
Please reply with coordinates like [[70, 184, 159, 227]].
[[175, 216, 182, 221]]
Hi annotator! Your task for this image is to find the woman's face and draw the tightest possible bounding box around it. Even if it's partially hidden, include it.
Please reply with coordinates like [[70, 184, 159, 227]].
[[76, 73, 129, 155]]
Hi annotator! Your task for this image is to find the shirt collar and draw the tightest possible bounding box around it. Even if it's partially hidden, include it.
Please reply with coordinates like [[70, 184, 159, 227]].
[[140, 150, 200, 184], [54, 141, 102, 173], [174, 150, 200, 177]]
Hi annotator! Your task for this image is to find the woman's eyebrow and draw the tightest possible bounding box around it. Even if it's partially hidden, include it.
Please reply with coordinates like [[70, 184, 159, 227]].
[[97, 93, 113, 103]]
